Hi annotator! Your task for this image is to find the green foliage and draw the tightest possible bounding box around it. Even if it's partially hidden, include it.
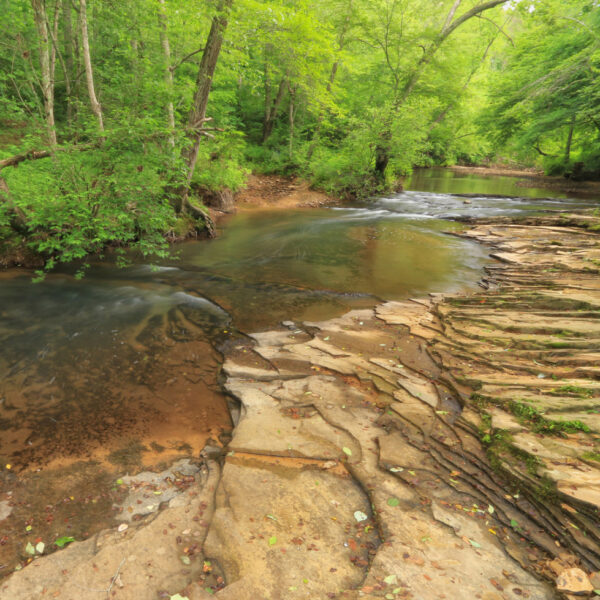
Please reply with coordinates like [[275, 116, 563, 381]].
[[3, 129, 176, 272], [192, 131, 249, 192], [482, 0, 600, 177], [2, 0, 598, 271]]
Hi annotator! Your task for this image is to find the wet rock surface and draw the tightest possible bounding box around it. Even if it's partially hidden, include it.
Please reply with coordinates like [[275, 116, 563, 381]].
[[3, 213, 600, 599]]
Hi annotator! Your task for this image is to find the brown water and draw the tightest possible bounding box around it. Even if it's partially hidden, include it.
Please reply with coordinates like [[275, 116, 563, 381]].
[[0, 169, 596, 574]]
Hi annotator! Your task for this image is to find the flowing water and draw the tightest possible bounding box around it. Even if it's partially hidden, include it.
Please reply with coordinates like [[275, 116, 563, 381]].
[[0, 169, 597, 572]]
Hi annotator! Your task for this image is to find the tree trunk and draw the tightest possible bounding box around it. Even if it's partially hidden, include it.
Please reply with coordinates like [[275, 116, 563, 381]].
[[262, 75, 287, 144], [288, 85, 297, 159], [182, 0, 232, 200], [31, 0, 57, 146], [158, 0, 175, 147], [565, 118, 575, 161], [63, 0, 75, 124], [79, 0, 104, 131]]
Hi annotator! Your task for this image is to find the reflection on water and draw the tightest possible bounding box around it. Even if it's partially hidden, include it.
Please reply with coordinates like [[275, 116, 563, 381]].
[[1, 168, 593, 573], [406, 166, 600, 201]]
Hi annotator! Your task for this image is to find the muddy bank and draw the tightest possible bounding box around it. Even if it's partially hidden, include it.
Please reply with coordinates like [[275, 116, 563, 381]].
[[3, 212, 599, 599], [450, 166, 600, 197]]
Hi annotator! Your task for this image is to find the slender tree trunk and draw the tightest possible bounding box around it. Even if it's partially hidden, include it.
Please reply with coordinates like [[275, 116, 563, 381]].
[[63, 0, 75, 124], [46, 0, 74, 130], [288, 85, 297, 159], [263, 48, 272, 136], [79, 0, 104, 131], [565, 118, 575, 161], [31, 0, 57, 146], [158, 0, 175, 147], [182, 0, 232, 201], [262, 75, 287, 144]]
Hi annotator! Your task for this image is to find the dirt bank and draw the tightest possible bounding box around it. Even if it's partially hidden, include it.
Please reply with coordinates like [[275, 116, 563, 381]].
[[234, 174, 340, 211]]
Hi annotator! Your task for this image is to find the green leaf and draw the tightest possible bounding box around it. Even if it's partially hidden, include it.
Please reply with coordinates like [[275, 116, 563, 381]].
[[383, 574, 397, 585], [342, 447, 352, 456], [25, 542, 35, 555], [469, 539, 482, 548], [54, 536, 75, 548], [269, 536, 277, 546], [387, 497, 400, 507], [180, 555, 191, 565]]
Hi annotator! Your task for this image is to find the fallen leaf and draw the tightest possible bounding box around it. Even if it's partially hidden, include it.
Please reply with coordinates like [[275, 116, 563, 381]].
[[36, 542, 45, 554], [387, 497, 400, 507], [354, 511, 368, 522], [269, 536, 277, 546], [180, 555, 191, 565], [25, 542, 35, 556], [342, 447, 352, 457], [54, 536, 75, 548], [117, 523, 128, 533], [383, 575, 398, 585]]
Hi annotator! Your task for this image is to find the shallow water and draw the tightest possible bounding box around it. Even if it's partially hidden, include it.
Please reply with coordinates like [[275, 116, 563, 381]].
[[0, 169, 596, 573]]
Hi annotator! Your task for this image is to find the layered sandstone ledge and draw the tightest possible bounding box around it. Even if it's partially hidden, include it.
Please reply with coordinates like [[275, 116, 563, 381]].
[[3, 213, 599, 599]]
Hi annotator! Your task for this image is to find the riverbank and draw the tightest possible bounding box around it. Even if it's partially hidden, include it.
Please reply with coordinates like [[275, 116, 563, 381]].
[[4, 211, 599, 599], [233, 174, 341, 211]]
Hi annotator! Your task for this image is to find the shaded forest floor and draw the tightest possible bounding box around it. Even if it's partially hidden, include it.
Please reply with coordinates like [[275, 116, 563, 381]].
[[3, 211, 600, 599]]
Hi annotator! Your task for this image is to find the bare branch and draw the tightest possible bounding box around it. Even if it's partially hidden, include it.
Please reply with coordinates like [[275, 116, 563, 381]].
[[170, 47, 206, 72]]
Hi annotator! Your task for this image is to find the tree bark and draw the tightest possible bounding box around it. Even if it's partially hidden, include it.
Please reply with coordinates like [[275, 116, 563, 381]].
[[79, 0, 104, 131], [158, 0, 175, 147], [182, 0, 232, 200], [31, 0, 57, 146]]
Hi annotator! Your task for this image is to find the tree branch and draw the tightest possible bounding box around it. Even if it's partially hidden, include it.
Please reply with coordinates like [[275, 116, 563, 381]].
[[476, 14, 514, 45], [442, 0, 509, 39], [170, 46, 206, 72]]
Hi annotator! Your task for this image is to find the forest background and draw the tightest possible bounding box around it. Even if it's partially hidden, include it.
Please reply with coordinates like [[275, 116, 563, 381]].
[[0, 0, 598, 272]]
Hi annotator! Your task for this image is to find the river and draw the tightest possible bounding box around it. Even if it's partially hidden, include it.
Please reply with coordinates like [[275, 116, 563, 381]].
[[0, 168, 597, 573]]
